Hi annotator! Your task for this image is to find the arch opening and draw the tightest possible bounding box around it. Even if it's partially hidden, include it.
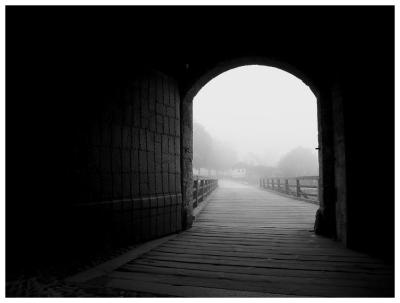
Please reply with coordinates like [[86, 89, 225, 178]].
[[181, 58, 337, 239]]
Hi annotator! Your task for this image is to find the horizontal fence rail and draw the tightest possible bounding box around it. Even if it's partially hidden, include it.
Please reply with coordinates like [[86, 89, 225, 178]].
[[260, 176, 319, 204], [193, 177, 218, 209]]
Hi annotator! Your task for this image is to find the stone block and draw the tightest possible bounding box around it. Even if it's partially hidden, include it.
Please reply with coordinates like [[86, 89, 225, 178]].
[[156, 101, 164, 114], [155, 152, 162, 173], [162, 173, 169, 193], [169, 154, 175, 172], [139, 129, 147, 150], [122, 126, 131, 148], [139, 151, 147, 172], [141, 117, 149, 129], [132, 127, 139, 147], [146, 131, 154, 151], [169, 117, 175, 135], [111, 149, 122, 172], [155, 173, 163, 194], [132, 173, 140, 197], [156, 114, 163, 133], [169, 136, 174, 154], [149, 114, 156, 131], [175, 174, 181, 192], [162, 135, 168, 154], [140, 181, 149, 196], [166, 106, 174, 117], [148, 173, 156, 194], [162, 154, 168, 172], [175, 137, 180, 155], [131, 150, 139, 172], [163, 116, 169, 135]]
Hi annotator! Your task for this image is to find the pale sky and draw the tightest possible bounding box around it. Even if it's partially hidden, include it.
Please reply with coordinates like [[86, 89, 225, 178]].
[[193, 65, 318, 166]]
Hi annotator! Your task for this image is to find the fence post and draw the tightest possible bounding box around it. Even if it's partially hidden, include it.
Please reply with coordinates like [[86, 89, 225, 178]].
[[285, 179, 289, 194], [277, 179, 281, 191], [296, 179, 300, 197], [271, 179, 274, 190], [202, 180, 205, 201], [196, 180, 200, 204], [263, 178, 266, 188]]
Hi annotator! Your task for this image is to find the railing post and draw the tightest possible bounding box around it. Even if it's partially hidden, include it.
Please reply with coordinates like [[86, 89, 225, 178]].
[[296, 179, 300, 197], [285, 179, 289, 194], [201, 179, 204, 202], [271, 179, 274, 190], [267, 178, 270, 188], [263, 178, 266, 188], [277, 179, 281, 191], [196, 180, 200, 204]]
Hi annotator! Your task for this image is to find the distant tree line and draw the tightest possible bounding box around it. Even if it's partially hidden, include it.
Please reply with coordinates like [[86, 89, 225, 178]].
[[193, 122, 238, 171], [193, 122, 318, 177], [277, 146, 318, 177]]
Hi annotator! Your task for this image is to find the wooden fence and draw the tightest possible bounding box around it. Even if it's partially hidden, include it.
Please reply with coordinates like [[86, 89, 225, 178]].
[[260, 176, 319, 204], [193, 178, 218, 209]]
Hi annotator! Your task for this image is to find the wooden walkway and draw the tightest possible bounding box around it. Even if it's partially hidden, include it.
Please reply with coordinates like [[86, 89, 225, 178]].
[[73, 180, 394, 297]]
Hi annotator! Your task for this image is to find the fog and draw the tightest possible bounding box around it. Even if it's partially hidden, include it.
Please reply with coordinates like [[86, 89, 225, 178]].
[[193, 65, 318, 178]]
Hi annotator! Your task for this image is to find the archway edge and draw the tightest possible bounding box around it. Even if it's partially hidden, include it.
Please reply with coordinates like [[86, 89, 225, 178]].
[[183, 56, 321, 103]]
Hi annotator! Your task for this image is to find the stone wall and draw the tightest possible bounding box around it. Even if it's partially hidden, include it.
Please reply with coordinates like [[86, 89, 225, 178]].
[[70, 71, 183, 251]]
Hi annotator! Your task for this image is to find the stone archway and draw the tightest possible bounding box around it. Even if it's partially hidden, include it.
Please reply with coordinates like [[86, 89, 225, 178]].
[[180, 57, 346, 244]]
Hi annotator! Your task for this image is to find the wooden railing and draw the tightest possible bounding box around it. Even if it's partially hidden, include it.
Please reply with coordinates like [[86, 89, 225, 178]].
[[260, 176, 319, 204], [193, 177, 218, 209]]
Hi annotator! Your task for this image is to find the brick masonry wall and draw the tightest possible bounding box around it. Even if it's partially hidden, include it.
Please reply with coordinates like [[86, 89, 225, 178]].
[[71, 70, 182, 249]]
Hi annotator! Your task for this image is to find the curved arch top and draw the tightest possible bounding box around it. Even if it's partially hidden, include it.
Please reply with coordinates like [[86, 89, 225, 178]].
[[184, 56, 320, 103]]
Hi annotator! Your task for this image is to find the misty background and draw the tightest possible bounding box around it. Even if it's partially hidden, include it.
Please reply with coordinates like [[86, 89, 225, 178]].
[[193, 65, 319, 182]]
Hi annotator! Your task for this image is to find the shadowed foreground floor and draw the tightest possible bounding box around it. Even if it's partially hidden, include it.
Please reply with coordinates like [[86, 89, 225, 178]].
[[69, 179, 394, 297]]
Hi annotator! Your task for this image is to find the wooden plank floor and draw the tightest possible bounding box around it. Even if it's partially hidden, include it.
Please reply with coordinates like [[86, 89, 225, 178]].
[[80, 180, 394, 297]]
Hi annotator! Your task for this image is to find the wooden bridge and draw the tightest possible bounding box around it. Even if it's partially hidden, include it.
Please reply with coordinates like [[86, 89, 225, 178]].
[[68, 179, 394, 297]]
